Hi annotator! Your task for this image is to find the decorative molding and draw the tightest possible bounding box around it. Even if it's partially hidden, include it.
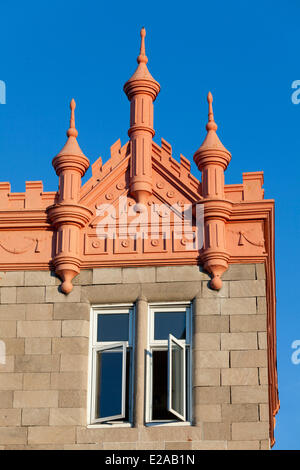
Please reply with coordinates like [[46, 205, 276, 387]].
[[0, 237, 36, 254], [238, 230, 265, 247]]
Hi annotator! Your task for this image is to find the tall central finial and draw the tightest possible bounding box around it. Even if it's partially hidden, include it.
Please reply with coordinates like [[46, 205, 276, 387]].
[[206, 92, 218, 132], [137, 27, 148, 64], [70, 99, 76, 128], [67, 99, 78, 138], [123, 27, 160, 205], [124, 27, 160, 98]]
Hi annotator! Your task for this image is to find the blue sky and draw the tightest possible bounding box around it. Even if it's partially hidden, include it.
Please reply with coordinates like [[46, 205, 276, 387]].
[[0, 0, 299, 449]]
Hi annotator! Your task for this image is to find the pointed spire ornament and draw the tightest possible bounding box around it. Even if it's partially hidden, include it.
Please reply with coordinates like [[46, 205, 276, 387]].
[[124, 27, 160, 100], [194, 92, 231, 197], [137, 27, 147, 64], [54, 99, 87, 161], [48, 99, 92, 294], [67, 99, 78, 138], [194, 92, 231, 158], [193, 92, 232, 290], [206, 92, 217, 131], [124, 28, 160, 205]]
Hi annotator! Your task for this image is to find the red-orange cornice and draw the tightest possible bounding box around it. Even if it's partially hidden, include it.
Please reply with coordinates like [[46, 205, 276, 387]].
[[0, 157, 274, 263], [0, 210, 50, 229]]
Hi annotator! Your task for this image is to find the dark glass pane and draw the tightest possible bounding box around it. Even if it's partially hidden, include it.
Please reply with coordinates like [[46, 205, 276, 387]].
[[97, 314, 129, 342], [154, 312, 186, 340], [185, 349, 190, 415], [125, 350, 130, 421], [152, 350, 174, 420], [96, 348, 124, 419]]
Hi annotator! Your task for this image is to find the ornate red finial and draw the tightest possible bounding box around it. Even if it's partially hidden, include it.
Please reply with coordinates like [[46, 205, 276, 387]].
[[123, 28, 160, 205], [206, 92, 218, 132], [124, 27, 160, 100], [194, 92, 231, 170], [193, 92, 232, 290], [48, 98, 92, 294], [137, 27, 148, 64], [67, 99, 78, 138]]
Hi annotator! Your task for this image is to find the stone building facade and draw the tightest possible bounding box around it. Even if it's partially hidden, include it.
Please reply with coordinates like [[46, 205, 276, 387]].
[[0, 29, 278, 450]]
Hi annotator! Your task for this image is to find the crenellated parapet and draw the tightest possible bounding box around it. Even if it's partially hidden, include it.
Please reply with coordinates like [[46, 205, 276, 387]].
[[0, 181, 57, 210]]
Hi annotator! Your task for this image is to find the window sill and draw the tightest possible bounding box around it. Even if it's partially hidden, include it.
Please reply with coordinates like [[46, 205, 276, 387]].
[[87, 422, 132, 429], [145, 421, 192, 427]]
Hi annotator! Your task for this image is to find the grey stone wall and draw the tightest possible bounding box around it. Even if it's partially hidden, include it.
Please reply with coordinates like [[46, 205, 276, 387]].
[[0, 264, 269, 450]]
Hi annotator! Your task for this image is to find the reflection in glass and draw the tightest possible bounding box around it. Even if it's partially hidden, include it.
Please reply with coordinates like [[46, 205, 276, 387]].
[[154, 312, 186, 340], [97, 314, 129, 342], [96, 348, 124, 419]]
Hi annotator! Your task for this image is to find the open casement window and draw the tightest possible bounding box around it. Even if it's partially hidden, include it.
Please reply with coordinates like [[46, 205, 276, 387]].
[[89, 305, 134, 425], [168, 334, 186, 421], [147, 302, 191, 424], [93, 343, 127, 423]]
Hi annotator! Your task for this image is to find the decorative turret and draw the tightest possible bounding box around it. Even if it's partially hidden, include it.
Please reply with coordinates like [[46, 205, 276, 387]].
[[123, 28, 160, 205], [52, 99, 90, 204], [194, 93, 232, 290], [194, 92, 231, 198], [48, 100, 93, 293]]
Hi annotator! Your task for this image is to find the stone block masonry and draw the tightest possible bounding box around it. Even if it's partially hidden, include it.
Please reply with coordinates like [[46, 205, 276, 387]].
[[0, 264, 270, 449]]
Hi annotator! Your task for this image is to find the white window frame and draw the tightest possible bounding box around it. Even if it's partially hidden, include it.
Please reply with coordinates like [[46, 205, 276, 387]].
[[168, 334, 186, 421], [146, 301, 192, 425], [88, 304, 135, 426], [91, 342, 127, 423]]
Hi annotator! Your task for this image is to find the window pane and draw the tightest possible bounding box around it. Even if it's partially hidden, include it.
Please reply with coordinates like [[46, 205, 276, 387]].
[[154, 312, 186, 340], [97, 314, 129, 342], [169, 339, 185, 419], [152, 350, 175, 420], [96, 348, 124, 419]]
